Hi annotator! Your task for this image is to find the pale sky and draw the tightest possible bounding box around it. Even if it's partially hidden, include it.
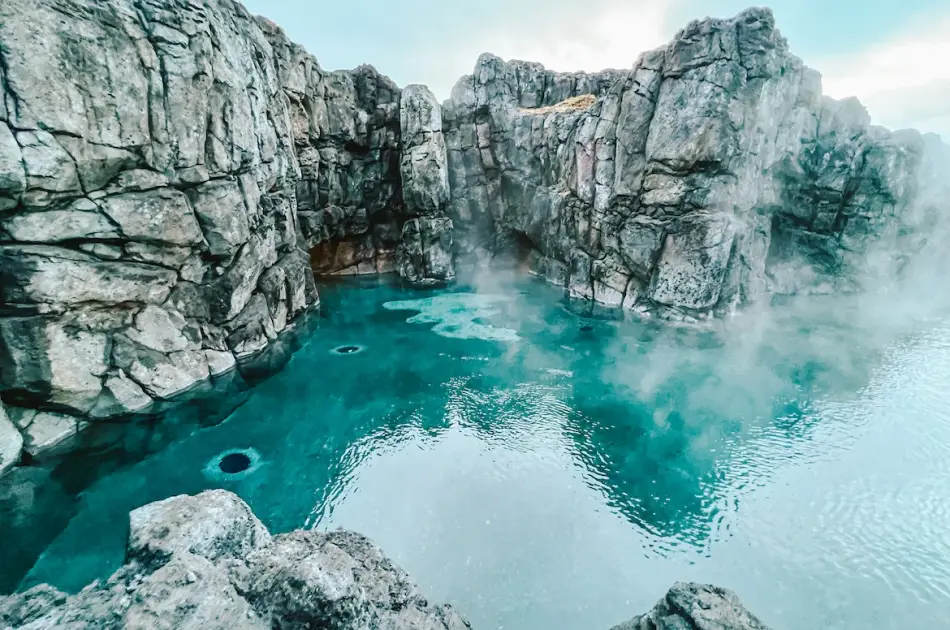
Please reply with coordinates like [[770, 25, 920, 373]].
[[242, 0, 950, 139]]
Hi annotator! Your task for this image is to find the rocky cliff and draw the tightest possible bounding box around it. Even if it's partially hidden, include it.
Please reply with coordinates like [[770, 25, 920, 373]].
[[443, 8, 945, 321], [0, 0, 948, 474], [0, 490, 773, 630], [0, 0, 453, 473]]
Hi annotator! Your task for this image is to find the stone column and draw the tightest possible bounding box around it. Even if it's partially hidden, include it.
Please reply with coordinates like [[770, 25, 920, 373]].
[[397, 84, 456, 285]]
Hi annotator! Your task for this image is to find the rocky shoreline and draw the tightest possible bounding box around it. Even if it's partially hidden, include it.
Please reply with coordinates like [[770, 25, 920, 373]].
[[0, 490, 773, 630]]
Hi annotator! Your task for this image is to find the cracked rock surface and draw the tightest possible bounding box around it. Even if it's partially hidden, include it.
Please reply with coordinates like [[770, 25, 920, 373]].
[[610, 582, 773, 630], [0, 490, 472, 630], [442, 8, 949, 322]]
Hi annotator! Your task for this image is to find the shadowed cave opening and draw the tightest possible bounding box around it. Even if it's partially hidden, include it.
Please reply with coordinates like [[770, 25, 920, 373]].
[[500, 229, 541, 273]]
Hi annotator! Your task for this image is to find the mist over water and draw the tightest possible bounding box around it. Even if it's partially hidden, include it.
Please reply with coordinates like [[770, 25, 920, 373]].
[[3, 267, 950, 629]]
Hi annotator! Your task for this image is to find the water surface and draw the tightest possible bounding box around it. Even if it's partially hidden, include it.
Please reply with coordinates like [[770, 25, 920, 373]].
[[4, 275, 950, 630]]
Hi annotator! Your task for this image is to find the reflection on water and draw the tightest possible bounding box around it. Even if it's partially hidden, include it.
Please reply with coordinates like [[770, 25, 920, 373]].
[[3, 276, 950, 630]]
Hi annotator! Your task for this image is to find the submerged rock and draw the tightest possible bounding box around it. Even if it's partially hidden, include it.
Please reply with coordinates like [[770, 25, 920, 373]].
[[0, 490, 471, 630], [0, 403, 22, 476]]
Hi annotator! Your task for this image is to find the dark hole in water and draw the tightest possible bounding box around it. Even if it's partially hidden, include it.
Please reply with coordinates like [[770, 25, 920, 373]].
[[335, 345, 361, 355], [580, 325, 595, 333], [218, 452, 251, 474]]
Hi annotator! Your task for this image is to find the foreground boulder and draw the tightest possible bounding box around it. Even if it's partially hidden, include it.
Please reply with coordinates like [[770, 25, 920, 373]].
[[611, 582, 772, 630], [0, 490, 470, 629]]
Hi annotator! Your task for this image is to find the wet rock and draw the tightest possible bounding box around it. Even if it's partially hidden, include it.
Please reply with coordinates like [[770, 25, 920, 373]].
[[648, 212, 736, 311], [125, 305, 195, 355], [208, 233, 275, 323], [112, 336, 210, 401], [7, 408, 83, 458], [225, 294, 278, 358], [611, 582, 772, 630], [89, 370, 154, 419], [0, 317, 109, 414], [0, 402, 22, 476], [205, 350, 238, 377]]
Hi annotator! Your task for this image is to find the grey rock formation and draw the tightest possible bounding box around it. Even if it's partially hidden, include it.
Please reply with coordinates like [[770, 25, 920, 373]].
[[396, 85, 456, 285], [611, 582, 772, 630], [235, 530, 471, 629], [0, 403, 21, 477], [400, 85, 451, 216], [0, 0, 322, 466], [7, 409, 84, 459], [263, 16, 405, 278], [0, 490, 471, 630], [127, 490, 273, 568], [397, 217, 456, 286], [443, 8, 946, 322]]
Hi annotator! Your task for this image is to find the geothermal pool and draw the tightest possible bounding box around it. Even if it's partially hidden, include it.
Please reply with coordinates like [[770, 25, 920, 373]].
[[3, 276, 950, 629]]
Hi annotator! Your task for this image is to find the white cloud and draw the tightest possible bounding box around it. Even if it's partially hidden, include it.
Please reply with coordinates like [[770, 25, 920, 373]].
[[814, 13, 950, 139], [417, 0, 682, 100], [494, 1, 681, 74]]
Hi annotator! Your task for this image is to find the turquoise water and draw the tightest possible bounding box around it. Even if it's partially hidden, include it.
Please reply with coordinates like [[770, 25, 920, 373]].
[[4, 275, 950, 629]]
